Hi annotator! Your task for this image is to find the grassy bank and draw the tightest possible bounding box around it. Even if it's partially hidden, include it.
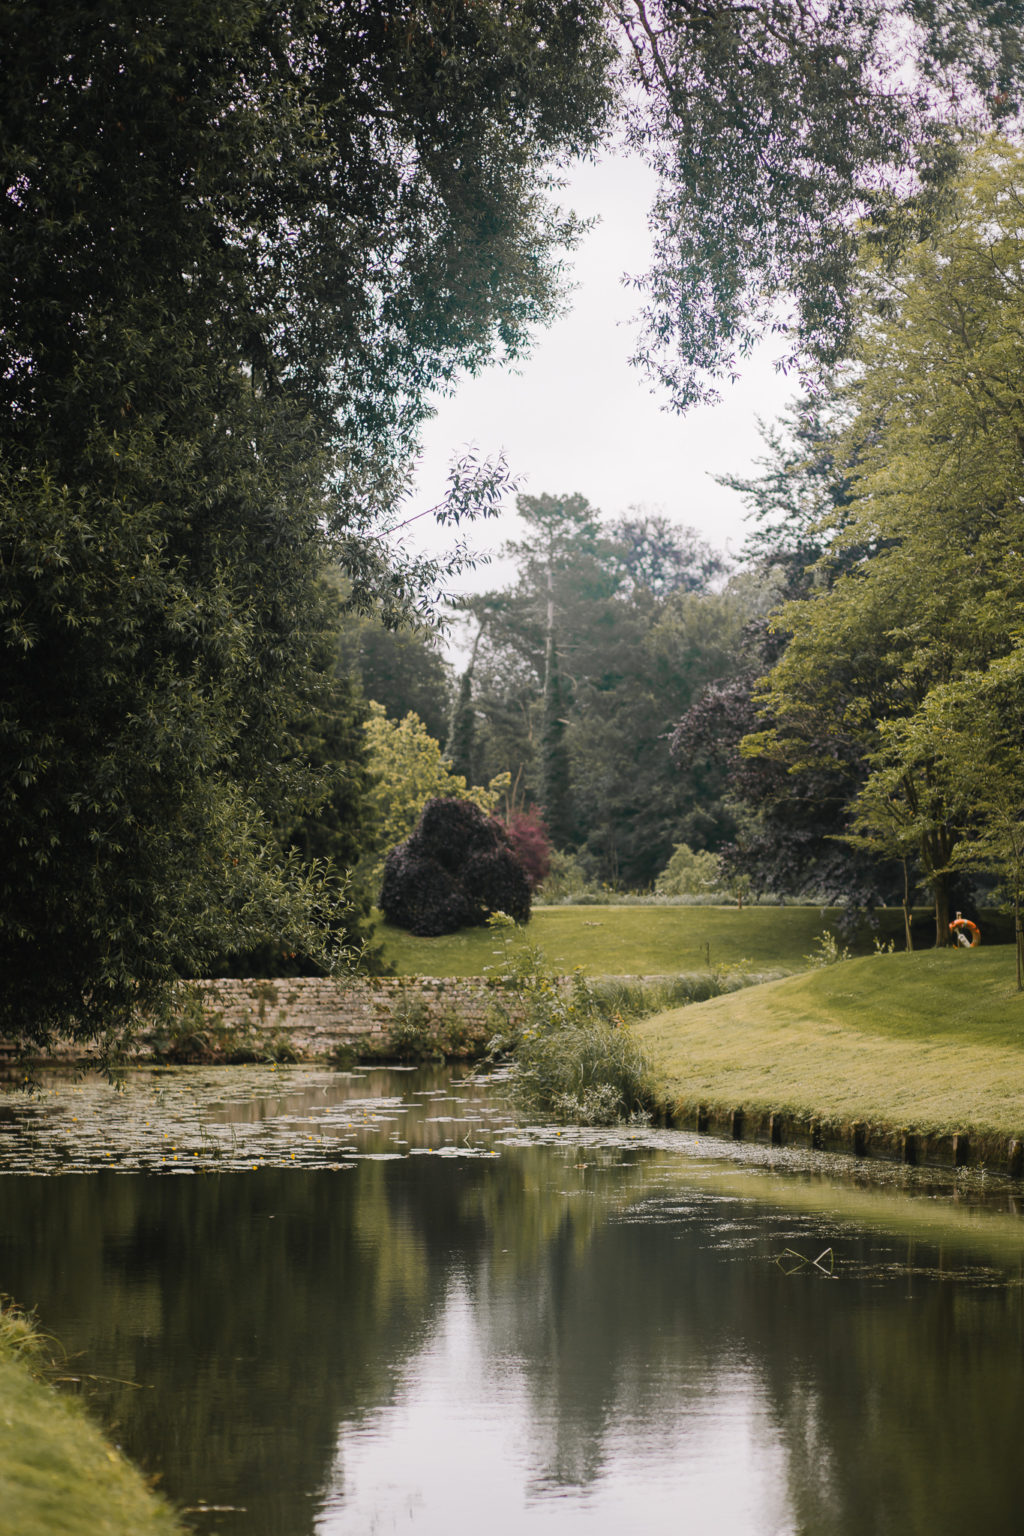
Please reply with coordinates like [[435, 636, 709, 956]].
[[376, 903, 921, 977], [0, 1304, 184, 1536], [636, 946, 1024, 1158]]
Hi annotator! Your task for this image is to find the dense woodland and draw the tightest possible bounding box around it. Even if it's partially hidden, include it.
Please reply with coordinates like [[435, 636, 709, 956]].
[[5, 1, 1024, 1042]]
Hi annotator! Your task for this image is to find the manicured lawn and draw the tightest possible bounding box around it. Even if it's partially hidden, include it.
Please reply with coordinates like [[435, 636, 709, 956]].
[[375, 903, 904, 977], [0, 1307, 184, 1536], [636, 946, 1024, 1138]]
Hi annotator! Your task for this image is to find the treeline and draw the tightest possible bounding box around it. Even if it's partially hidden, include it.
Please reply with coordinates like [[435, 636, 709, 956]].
[[368, 141, 1024, 977], [729, 140, 1024, 971]]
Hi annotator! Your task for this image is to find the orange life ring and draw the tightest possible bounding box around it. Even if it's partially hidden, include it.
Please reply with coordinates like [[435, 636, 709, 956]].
[[949, 916, 981, 948]]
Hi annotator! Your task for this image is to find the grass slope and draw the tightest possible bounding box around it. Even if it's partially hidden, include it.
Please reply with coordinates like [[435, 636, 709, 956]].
[[0, 1307, 184, 1536], [636, 946, 1024, 1139], [376, 904, 886, 977]]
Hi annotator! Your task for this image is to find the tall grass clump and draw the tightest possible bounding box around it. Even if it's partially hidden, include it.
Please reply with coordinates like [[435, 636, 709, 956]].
[[483, 916, 657, 1125], [0, 1298, 49, 1369]]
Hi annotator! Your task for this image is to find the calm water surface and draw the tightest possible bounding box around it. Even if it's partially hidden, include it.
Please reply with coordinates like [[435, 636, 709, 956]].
[[1, 1063, 1023, 1536]]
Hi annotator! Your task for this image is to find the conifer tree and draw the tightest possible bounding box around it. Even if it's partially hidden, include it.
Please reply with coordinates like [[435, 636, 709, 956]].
[[541, 634, 575, 850], [446, 669, 478, 787]]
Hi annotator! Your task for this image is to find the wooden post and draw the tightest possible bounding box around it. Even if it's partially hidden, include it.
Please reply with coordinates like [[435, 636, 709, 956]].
[[852, 1121, 867, 1157], [769, 1111, 784, 1146], [730, 1107, 744, 1140], [901, 1131, 917, 1166], [1008, 1139, 1023, 1179], [810, 1119, 824, 1151], [952, 1132, 969, 1168], [696, 1105, 709, 1134]]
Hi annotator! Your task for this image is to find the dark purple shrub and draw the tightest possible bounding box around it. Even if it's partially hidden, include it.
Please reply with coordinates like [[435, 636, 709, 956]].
[[380, 798, 531, 936]]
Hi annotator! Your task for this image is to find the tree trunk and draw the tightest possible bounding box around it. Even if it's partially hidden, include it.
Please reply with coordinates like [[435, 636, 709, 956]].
[[902, 858, 914, 952], [933, 872, 951, 947]]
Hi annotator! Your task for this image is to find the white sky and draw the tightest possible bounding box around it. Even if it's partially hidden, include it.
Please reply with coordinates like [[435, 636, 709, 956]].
[[397, 152, 796, 613]]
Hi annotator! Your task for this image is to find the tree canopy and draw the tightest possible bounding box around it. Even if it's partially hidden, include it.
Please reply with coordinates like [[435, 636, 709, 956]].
[[0, 0, 613, 1042], [743, 139, 1024, 944]]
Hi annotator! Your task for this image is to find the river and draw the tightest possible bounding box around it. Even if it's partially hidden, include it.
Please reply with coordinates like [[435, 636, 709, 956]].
[[1, 1063, 1023, 1536]]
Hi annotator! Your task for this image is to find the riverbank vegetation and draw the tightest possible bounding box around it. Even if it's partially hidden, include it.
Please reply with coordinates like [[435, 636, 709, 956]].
[[480, 920, 659, 1124], [0, 1302, 184, 1536], [637, 947, 1024, 1143]]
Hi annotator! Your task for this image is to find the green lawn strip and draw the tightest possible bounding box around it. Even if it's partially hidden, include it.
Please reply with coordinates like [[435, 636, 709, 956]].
[[375, 904, 906, 977], [636, 947, 1024, 1140], [0, 1307, 185, 1536]]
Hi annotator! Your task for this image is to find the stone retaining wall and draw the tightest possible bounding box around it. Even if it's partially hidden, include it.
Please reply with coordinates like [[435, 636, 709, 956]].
[[184, 974, 515, 1059]]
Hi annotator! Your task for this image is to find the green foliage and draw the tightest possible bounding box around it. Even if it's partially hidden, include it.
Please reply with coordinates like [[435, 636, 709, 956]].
[[144, 992, 299, 1065], [540, 633, 575, 848], [6, 2, 1022, 1046], [749, 140, 1024, 948], [362, 704, 507, 884], [385, 999, 481, 1061], [805, 930, 852, 967], [385, 999, 444, 1062], [618, 1, 1024, 407], [466, 491, 756, 885], [535, 850, 600, 904], [655, 843, 725, 897], [0, 0, 613, 1046], [482, 920, 657, 1126], [445, 668, 478, 785], [334, 612, 451, 743]]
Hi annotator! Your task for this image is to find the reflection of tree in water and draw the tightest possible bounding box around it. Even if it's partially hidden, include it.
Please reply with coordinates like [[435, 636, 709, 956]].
[[2, 1166, 455, 1535], [460, 1160, 1024, 1533], [0, 1147, 611, 1535], [2, 1137, 1024, 1535]]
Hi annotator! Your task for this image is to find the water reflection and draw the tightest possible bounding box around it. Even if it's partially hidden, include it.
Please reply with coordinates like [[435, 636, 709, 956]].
[[0, 1066, 1023, 1535]]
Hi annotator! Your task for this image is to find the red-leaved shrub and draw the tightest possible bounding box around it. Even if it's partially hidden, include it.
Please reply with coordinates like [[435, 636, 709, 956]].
[[496, 806, 551, 890]]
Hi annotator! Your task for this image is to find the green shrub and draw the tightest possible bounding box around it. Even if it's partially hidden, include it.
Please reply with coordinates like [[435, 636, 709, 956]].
[[385, 998, 484, 1061], [387, 998, 444, 1061], [654, 842, 725, 896], [533, 849, 602, 904], [512, 1007, 655, 1125], [482, 917, 656, 1124], [805, 929, 852, 967]]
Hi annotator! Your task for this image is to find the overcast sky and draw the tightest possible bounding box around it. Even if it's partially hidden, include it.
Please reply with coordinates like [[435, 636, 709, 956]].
[[395, 152, 796, 613]]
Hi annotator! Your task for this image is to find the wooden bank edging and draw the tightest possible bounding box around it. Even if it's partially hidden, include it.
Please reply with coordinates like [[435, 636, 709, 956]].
[[652, 1094, 1024, 1180]]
